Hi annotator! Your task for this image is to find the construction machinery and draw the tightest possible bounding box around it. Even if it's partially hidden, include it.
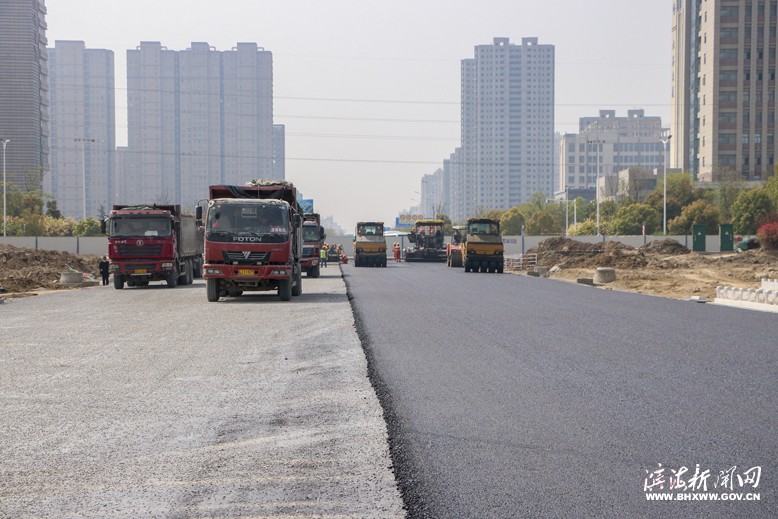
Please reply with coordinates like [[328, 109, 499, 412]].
[[404, 219, 446, 262], [446, 225, 466, 267], [461, 218, 504, 273], [353, 221, 387, 267]]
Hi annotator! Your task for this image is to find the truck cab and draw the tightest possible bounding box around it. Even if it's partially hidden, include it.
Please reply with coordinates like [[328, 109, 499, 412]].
[[200, 181, 303, 302], [301, 213, 325, 278]]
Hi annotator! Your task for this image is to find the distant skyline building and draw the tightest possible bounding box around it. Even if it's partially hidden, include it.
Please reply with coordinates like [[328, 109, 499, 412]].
[[47, 40, 115, 218], [559, 109, 667, 193], [0, 0, 50, 190], [672, 0, 778, 181], [125, 41, 277, 208], [272, 124, 286, 180], [454, 37, 555, 220]]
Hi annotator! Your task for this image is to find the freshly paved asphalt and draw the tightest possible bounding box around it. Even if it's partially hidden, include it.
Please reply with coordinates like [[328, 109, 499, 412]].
[[344, 261, 776, 518]]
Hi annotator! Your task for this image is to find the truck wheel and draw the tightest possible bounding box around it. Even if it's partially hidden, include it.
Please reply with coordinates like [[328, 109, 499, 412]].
[[194, 258, 203, 278], [186, 261, 194, 285], [113, 275, 124, 289], [292, 267, 302, 296], [167, 268, 179, 288], [278, 279, 292, 301], [207, 278, 220, 302]]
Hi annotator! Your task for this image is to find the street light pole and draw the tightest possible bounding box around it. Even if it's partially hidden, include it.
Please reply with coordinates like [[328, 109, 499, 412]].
[[587, 136, 604, 235], [75, 138, 95, 220], [660, 134, 672, 235], [2, 139, 9, 237]]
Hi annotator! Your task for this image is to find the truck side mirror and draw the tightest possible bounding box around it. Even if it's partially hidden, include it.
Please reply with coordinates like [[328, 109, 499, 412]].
[[195, 205, 203, 226], [100, 219, 107, 234], [320, 227, 326, 241]]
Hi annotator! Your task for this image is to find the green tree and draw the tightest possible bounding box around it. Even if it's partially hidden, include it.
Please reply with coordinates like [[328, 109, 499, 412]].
[[608, 203, 661, 235], [435, 213, 454, 235], [731, 188, 774, 234], [765, 171, 778, 209], [500, 207, 525, 235], [715, 167, 745, 221], [73, 217, 103, 237], [45, 199, 62, 219], [480, 209, 505, 221], [525, 210, 561, 235], [645, 190, 684, 225], [668, 199, 721, 235], [567, 220, 598, 236]]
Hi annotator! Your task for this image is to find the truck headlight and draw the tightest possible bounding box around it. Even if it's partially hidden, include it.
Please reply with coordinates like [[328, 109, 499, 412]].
[[206, 268, 222, 275]]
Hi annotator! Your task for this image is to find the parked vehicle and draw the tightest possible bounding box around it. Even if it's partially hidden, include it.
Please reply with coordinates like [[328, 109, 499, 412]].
[[353, 221, 387, 267], [301, 213, 326, 277], [461, 218, 504, 273], [103, 204, 203, 289], [198, 180, 303, 301]]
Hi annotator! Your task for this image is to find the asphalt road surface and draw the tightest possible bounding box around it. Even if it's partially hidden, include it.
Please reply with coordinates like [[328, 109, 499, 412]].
[[344, 260, 776, 518], [0, 270, 403, 518]]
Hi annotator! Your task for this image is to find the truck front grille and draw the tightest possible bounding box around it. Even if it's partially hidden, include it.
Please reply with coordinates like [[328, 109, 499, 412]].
[[117, 243, 163, 257], [223, 251, 270, 264], [303, 246, 316, 258]]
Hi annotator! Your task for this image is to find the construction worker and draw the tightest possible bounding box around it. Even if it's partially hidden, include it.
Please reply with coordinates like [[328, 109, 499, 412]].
[[320, 244, 328, 268], [393, 242, 401, 262]]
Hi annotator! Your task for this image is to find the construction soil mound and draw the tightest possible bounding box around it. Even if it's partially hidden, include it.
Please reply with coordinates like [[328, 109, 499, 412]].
[[0, 244, 102, 294], [639, 239, 691, 255], [527, 237, 647, 269]]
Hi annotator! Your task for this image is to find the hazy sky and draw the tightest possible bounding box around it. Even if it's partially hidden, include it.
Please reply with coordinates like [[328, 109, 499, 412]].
[[47, 0, 672, 230]]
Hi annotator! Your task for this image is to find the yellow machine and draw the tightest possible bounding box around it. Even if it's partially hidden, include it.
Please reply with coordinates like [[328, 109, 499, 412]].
[[462, 218, 504, 273], [354, 221, 387, 267]]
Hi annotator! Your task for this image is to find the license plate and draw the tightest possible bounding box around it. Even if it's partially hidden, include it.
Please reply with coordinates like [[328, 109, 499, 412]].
[[238, 269, 254, 275], [134, 269, 147, 274]]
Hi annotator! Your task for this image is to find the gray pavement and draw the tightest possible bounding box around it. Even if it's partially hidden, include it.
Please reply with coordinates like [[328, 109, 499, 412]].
[[0, 268, 404, 518]]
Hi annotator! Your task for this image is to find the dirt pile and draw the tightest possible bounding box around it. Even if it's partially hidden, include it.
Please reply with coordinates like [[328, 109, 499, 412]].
[[0, 245, 102, 294], [522, 237, 778, 300], [639, 239, 691, 255], [526, 237, 647, 269]]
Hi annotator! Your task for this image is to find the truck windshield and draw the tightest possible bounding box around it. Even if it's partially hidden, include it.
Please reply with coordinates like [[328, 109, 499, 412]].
[[111, 217, 171, 237], [302, 225, 321, 242], [206, 202, 289, 242], [357, 224, 383, 236], [468, 222, 499, 235]]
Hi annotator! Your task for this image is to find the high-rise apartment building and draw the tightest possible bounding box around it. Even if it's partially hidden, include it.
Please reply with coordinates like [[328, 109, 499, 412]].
[[125, 41, 276, 208], [47, 41, 115, 218], [272, 124, 286, 180], [559, 110, 666, 192], [457, 37, 555, 219], [672, 0, 778, 181], [0, 0, 49, 190]]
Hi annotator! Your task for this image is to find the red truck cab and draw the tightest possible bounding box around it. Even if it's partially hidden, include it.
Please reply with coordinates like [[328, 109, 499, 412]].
[[104, 204, 203, 289], [199, 181, 303, 302], [301, 213, 326, 278]]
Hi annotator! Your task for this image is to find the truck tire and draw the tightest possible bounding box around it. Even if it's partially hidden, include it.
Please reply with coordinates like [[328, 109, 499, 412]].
[[185, 261, 194, 285], [167, 268, 179, 288], [193, 258, 203, 278], [292, 268, 302, 297], [278, 279, 292, 301], [308, 264, 320, 278], [206, 278, 220, 302], [113, 275, 124, 289]]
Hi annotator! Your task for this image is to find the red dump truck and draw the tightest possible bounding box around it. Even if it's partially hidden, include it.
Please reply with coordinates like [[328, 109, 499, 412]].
[[301, 213, 326, 278], [103, 204, 203, 289], [197, 180, 304, 302]]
